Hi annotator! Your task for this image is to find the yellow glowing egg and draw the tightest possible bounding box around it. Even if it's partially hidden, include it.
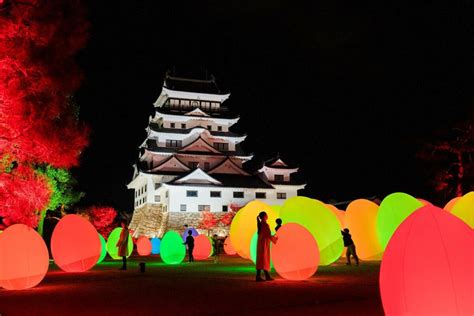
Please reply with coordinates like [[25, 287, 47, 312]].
[[229, 200, 279, 259], [280, 196, 344, 265], [345, 199, 383, 260], [444, 197, 461, 212], [450, 192, 474, 228]]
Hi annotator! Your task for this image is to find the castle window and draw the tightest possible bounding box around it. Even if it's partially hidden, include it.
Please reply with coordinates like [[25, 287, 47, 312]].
[[233, 192, 244, 198], [222, 205, 228, 212], [214, 142, 228, 151], [170, 123, 175, 128], [189, 161, 199, 169], [217, 126, 222, 131], [154, 195, 161, 202], [207, 125, 212, 131], [181, 123, 186, 129], [255, 192, 266, 199], [170, 99, 179, 107], [180, 204, 187, 212], [191, 100, 199, 108], [277, 192, 287, 199], [186, 190, 198, 197], [181, 100, 190, 107], [211, 102, 219, 110], [166, 140, 182, 148], [198, 205, 210, 212], [166, 191, 168, 198], [274, 174, 284, 182], [210, 191, 221, 198]]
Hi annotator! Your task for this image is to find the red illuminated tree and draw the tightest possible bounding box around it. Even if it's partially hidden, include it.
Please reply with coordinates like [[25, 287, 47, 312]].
[[417, 118, 474, 201], [199, 210, 219, 235], [0, 0, 89, 228], [0, 165, 51, 229], [81, 206, 117, 238]]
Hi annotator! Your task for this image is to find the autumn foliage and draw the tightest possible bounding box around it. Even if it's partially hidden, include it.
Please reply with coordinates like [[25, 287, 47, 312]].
[[0, 165, 51, 229], [0, 0, 89, 228], [82, 206, 117, 238]]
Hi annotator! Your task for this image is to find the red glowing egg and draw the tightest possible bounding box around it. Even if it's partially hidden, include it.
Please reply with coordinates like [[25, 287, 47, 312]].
[[51, 215, 101, 272], [0, 224, 49, 290], [380, 205, 473, 315], [223, 236, 236, 255], [271, 223, 320, 280], [137, 236, 152, 256], [193, 235, 212, 260]]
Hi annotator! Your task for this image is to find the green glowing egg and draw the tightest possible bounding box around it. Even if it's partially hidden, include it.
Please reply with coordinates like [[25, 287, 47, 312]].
[[450, 191, 474, 228], [280, 196, 343, 266], [97, 234, 107, 263], [376, 192, 423, 250], [106, 228, 133, 260], [160, 231, 186, 264]]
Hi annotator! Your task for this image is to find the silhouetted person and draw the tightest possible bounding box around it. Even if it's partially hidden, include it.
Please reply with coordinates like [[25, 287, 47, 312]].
[[212, 234, 220, 263], [275, 218, 282, 231], [256, 211, 278, 281], [183, 230, 194, 262], [341, 228, 359, 265], [117, 220, 130, 270]]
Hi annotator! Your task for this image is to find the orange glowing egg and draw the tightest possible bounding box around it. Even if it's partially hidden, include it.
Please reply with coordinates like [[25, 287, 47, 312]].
[[345, 199, 383, 260], [443, 196, 461, 212], [0, 224, 49, 290], [223, 236, 236, 255], [229, 200, 279, 259], [271, 223, 319, 280], [325, 204, 346, 229], [51, 214, 101, 272], [450, 191, 474, 228], [137, 236, 152, 256], [380, 205, 473, 315], [193, 235, 212, 260]]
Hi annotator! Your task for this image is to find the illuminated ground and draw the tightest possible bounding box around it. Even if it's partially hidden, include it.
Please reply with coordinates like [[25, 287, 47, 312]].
[[0, 255, 383, 316]]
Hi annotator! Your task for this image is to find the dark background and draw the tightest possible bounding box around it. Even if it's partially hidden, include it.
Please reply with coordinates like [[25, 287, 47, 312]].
[[74, 1, 473, 213]]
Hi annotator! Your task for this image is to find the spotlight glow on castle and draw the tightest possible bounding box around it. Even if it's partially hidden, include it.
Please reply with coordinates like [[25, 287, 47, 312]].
[[127, 74, 305, 237]]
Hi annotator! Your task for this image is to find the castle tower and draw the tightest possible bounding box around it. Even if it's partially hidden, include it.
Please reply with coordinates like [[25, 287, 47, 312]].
[[127, 74, 305, 237]]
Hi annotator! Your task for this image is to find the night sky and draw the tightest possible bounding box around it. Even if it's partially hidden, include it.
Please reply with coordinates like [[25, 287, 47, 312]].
[[74, 1, 473, 213]]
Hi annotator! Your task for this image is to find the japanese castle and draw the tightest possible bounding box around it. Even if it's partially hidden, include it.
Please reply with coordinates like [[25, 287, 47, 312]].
[[127, 74, 305, 237]]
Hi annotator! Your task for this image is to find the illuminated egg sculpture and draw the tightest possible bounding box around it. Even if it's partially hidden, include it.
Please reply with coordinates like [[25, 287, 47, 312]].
[[416, 198, 431, 206], [376, 192, 423, 250], [380, 205, 473, 315], [181, 227, 199, 241], [325, 204, 346, 229], [280, 196, 343, 265], [106, 227, 133, 260], [160, 231, 186, 264], [0, 224, 49, 290], [223, 236, 236, 255], [444, 196, 461, 212], [229, 200, 279, 259], [97, 234, 107, 263], [345, 199, 383, 260], [193, 235, 212, 260], [51, 214, 101, 272], [271, 223, 319, 280], [151, 238, 161, 254], [137, 236, 152, 256], [450, 191, 474, 228]]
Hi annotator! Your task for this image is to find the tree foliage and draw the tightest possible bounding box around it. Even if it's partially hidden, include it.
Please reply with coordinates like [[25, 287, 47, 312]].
[[81, 206, 118, 238], [0, 0, 89, 229]]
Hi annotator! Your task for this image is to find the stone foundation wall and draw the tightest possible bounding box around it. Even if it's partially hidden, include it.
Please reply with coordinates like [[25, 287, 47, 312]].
[[130, 206, 230, 238]]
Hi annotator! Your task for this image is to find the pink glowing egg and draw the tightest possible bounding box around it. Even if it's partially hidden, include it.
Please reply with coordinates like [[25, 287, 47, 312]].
[[271, 223, 320, 280], [0, 224, 49, 290], [51, 215, 101, 272], [137, 236, 152, 256], [223, 236, 236, 255], [193, 235, 212, 260], [380, 205, 473, 315]]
